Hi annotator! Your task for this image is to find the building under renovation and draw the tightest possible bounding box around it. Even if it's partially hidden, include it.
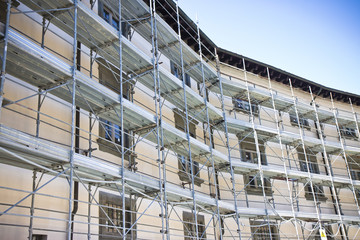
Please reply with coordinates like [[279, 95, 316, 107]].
[[1, 0, 360, 239]]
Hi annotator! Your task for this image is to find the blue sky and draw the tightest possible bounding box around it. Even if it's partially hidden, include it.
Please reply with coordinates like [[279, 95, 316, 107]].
[[179, 0, 360, 95]]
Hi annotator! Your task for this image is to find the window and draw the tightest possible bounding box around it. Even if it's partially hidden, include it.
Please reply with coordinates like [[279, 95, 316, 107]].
[[350, 160, 360, 181], [171, 61, 191, 87], [349, 159, 360, 205], [174, 110, 203, 186], [32, 235, 47, 240], [183, 212, 206, 240], [289, 113, 310, 129], [97, 118, 130, 157], [97, 58, 133, 99], [297, 148, 326, 201], [99, 191, 136, 240], [99, 2, 131, 38], [250, 221, 279, 240], [340, 126, 357, 139], [197, 82, 209, 102], [241, 138, 272, 195], [233, 98, 258, 115]]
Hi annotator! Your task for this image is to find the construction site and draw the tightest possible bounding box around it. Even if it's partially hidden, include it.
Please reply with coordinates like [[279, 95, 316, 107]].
[[1, 0, 360, 239]]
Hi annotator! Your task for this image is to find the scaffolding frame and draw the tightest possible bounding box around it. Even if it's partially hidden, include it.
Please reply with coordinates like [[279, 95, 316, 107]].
[[0, 0, 359, 239]]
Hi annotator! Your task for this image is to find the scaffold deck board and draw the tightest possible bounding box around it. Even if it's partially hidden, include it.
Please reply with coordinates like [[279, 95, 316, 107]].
[[211, 78, 358, 129], [17, 0, 223, 124], [2, 27, 227, 166], [1, 124, 358, 223]]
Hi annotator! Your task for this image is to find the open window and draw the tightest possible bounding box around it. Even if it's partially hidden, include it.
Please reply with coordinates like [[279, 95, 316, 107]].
[[240, 138, 272, 195], [289, 113, 310, 129], [232, 97, 259, 115], [174, 110, 203, 186], [298, 148, 327, 201], [99, 191, 136, 240], [183, 212, 206, 240], [250, 220, 279, 240]]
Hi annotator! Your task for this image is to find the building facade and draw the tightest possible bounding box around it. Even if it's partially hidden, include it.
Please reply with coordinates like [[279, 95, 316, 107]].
[[0, 0, 360, 239]]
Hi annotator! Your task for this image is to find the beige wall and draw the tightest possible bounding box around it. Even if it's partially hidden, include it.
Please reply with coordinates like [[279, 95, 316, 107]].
[[0, 0, 359, 239]]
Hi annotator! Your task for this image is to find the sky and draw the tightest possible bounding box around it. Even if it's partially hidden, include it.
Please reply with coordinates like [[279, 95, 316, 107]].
[[178, 0, 360, 96]]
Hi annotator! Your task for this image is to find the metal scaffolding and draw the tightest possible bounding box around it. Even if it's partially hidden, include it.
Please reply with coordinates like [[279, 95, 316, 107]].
[[0, 0, 360, 239]]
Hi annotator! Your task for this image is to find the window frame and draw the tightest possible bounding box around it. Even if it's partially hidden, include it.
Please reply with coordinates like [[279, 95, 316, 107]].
[[174, 110, 203, 186], [97, 118, 131, 157], [232, 97, 259, 115], [99, 191, 136, 240], [183, 211, 206, 240], [250, 220, 279, 240], [170, 61, 191, 87], [297, 148, 327, 201], [240, 138, 272, 195], [340, 126, 358, 140], [98, 1, 131, 38], [289, 113, 311, 130]]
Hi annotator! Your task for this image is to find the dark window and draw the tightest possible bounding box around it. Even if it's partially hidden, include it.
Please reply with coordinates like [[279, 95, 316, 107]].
[[98, 118, 130, 157], [233, 98, 258, 115], [99, 191, 136, 240], [174, 110, 203, 186], [197, 82, 209, 102], [171, 61, 191, 87], [32, 235, 47, 240], [290, 113, 310, 129], [103, 119, 128, 146], [297, 148, 326, 201], [240, 139, 271, 195], [97, 58, 133, 99], [340, 126, 357, 139], [250, 221, 279, 240], [349, 159, 360, 204], [183, 212, 206, 240], [99, 2, 130, 38]]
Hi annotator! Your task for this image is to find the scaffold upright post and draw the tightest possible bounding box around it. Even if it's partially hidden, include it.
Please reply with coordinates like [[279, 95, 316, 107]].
[[266, 67, 300, 239], [116, 0, 127, 239], [150, 0, 169, 238], [196, 18, 223, 240], [331, 95, 360, 215], [243, 58, 272, 238], [28, 170, 37, 240], [214, 48, 242, 239], [0, 0, 11, 119], [67, 0, 78, 239], [175, 1, 199, 238], [310, 87, 348, 239], [288, 79, 323, 235]]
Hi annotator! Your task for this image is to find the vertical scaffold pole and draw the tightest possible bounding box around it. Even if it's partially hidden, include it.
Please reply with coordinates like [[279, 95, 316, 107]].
[[242, 58, 272, 238], [67, 1, 78, 239], [266, 67, 300, 240], [117, 0, 126, 239], [175, 1, 199, 238], [28, 170, 37, 240], [196, 19, 223, 240], [149, 0, 169, 238], [310, 88, 347, 239], [0, 0, 11, 119], [214, 48, 242, 239], [331, 95, 360, 215], [288, 79, 323, 234]]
